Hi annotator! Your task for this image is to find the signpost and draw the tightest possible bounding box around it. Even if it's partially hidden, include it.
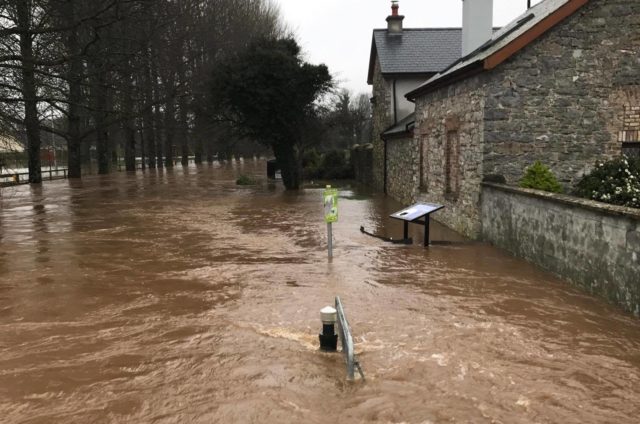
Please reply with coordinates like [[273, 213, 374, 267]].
[[323, 185, 338, 258]]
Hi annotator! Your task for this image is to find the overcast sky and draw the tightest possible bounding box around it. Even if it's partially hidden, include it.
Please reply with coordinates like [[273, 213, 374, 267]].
[[274, 0, 542, 95]]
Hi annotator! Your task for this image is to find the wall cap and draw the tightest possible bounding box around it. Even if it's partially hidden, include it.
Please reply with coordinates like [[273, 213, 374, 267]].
[[482, 182, 640, 221]]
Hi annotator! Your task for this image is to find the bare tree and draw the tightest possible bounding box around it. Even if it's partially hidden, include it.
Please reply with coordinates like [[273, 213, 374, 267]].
[[0, 0, 287, 182]]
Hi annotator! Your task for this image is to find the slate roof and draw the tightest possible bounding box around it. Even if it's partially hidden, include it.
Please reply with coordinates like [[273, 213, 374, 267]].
[[367, 28, 462, 84], [407, 0, 585, 99], [382, 112, 415, 140]]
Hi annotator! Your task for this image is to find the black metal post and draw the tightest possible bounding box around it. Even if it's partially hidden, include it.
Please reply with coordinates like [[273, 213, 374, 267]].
[[403, 221, 409, 240], [424, 216, 430, 247]]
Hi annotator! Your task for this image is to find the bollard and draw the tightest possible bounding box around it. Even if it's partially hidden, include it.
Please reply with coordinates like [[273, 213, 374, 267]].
[[319, 306, 338, 352]]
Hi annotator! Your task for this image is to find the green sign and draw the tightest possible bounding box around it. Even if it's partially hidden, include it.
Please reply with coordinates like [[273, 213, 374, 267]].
[[323, 186, 338, 223]]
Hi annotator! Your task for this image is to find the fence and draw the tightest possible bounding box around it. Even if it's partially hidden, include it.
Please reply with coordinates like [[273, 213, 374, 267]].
[[0, 168, 68, 186], [0, 156, 206, 187]]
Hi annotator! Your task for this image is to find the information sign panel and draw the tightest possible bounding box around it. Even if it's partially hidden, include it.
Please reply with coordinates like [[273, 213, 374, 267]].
[[390, 203, 444, 222], [323, 186, 339, 223]]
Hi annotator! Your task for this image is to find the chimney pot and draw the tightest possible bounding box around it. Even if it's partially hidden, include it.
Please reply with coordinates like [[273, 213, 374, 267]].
[[391, 1, 399, 16]]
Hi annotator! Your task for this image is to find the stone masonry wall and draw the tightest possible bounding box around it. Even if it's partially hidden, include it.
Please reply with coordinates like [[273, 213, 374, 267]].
[[413, 76, 487, 237], [385, 136, 419, 205], [482, 183, 640, 316], [483, 0, 640, 186], [371, 58, 393, 191], [406, 0, 640, 237], [615, 86, 640, 158]]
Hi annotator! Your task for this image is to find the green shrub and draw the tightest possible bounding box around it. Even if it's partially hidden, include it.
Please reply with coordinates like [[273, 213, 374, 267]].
[[236, 174, 257, 185], [302, 149, 322, 180], [519, 161, 563, 193], [574, 156, 640, 208], [302, 149, 353, 180], [320, 150, 353, 180]]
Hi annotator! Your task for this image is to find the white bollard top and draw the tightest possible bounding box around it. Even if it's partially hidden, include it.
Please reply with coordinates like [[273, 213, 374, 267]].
[[320, 306, 337, 324]]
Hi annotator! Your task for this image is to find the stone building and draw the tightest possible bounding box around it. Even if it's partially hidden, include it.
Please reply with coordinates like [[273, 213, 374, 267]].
[[366, 1, 461, 192], [384, 0, 640, 238]]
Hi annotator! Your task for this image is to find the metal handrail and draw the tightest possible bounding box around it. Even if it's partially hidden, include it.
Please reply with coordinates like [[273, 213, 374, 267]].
[[335, 296, 364, 381]]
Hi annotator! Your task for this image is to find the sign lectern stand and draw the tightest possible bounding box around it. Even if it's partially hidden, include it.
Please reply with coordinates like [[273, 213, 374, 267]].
[[389, 203, 444, 247]]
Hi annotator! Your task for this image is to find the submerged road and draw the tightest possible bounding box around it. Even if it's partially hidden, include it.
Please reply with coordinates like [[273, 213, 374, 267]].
[[1, 160, 639, 423]]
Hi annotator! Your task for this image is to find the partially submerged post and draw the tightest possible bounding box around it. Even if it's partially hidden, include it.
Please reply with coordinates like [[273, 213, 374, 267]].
[[323, 185, 338, 258], [319, 306, 338, 351]]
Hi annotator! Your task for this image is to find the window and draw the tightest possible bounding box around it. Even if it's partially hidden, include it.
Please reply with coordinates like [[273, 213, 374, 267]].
[[445, 130, 460, 199], [620, 105, 640, 143], [418, 121, 432, 192], [419, 137, 428, 191], [621, 105, 640, 157]]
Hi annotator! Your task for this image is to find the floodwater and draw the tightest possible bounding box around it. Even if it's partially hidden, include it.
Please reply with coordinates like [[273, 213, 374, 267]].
[[1, 160, 639, 424]]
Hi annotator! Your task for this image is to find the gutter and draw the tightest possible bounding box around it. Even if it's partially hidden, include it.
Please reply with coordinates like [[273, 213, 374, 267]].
[[381, 121, 415, 142]]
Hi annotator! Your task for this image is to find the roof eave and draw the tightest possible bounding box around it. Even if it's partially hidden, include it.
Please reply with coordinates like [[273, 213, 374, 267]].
[[382, 129, 414, 141], [381, 118, 416, 141], [381, 72, 437, 79], [405, 61, 485, 101], [406, 0, 590, 100], [367, 34, 377, 85], [484, 0, 589, 70]]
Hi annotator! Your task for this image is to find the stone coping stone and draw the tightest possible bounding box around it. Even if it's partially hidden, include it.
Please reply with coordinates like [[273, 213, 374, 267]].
[[482, 182, 640, 222]]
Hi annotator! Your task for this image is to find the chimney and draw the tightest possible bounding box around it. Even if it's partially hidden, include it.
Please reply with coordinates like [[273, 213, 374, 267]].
[[462, 0, 494, 56], [386, 1, 404, 35]]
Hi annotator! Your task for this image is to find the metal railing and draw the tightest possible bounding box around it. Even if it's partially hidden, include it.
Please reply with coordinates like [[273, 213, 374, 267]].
[[116, 156, 200, 171], [0, 155, 229, 186], [0, 168, 68, 186], [335, 296, 364, 381]]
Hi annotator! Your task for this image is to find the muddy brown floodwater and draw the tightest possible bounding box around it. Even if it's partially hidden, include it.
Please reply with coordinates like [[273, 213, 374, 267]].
[[1, 160, 640, 424]]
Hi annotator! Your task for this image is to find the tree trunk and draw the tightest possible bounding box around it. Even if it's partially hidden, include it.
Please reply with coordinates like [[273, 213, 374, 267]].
[[152, 60, 163, 168], [178, 96, 189, 166], [89, 56, 110, 174], [155, 105, 163, 169], [206, 138, 214, 163], [64, 0, 83, 179], [194, 112, 204, 164], [164, 100, 175, 168], [123, 122, 136, 172], [139, 126, 146, 170], [122, 75, 136, 172], [144, 113, 156, 169], [17, 1, 42, 184], [273, 143, 301, 190], [95, 97, 109, 174], [143, 50, 156, 169]]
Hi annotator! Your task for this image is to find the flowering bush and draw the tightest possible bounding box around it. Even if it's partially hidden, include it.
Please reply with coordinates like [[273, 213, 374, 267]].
[[574, 156, 640, 208], [519, 161, 563, 193]]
